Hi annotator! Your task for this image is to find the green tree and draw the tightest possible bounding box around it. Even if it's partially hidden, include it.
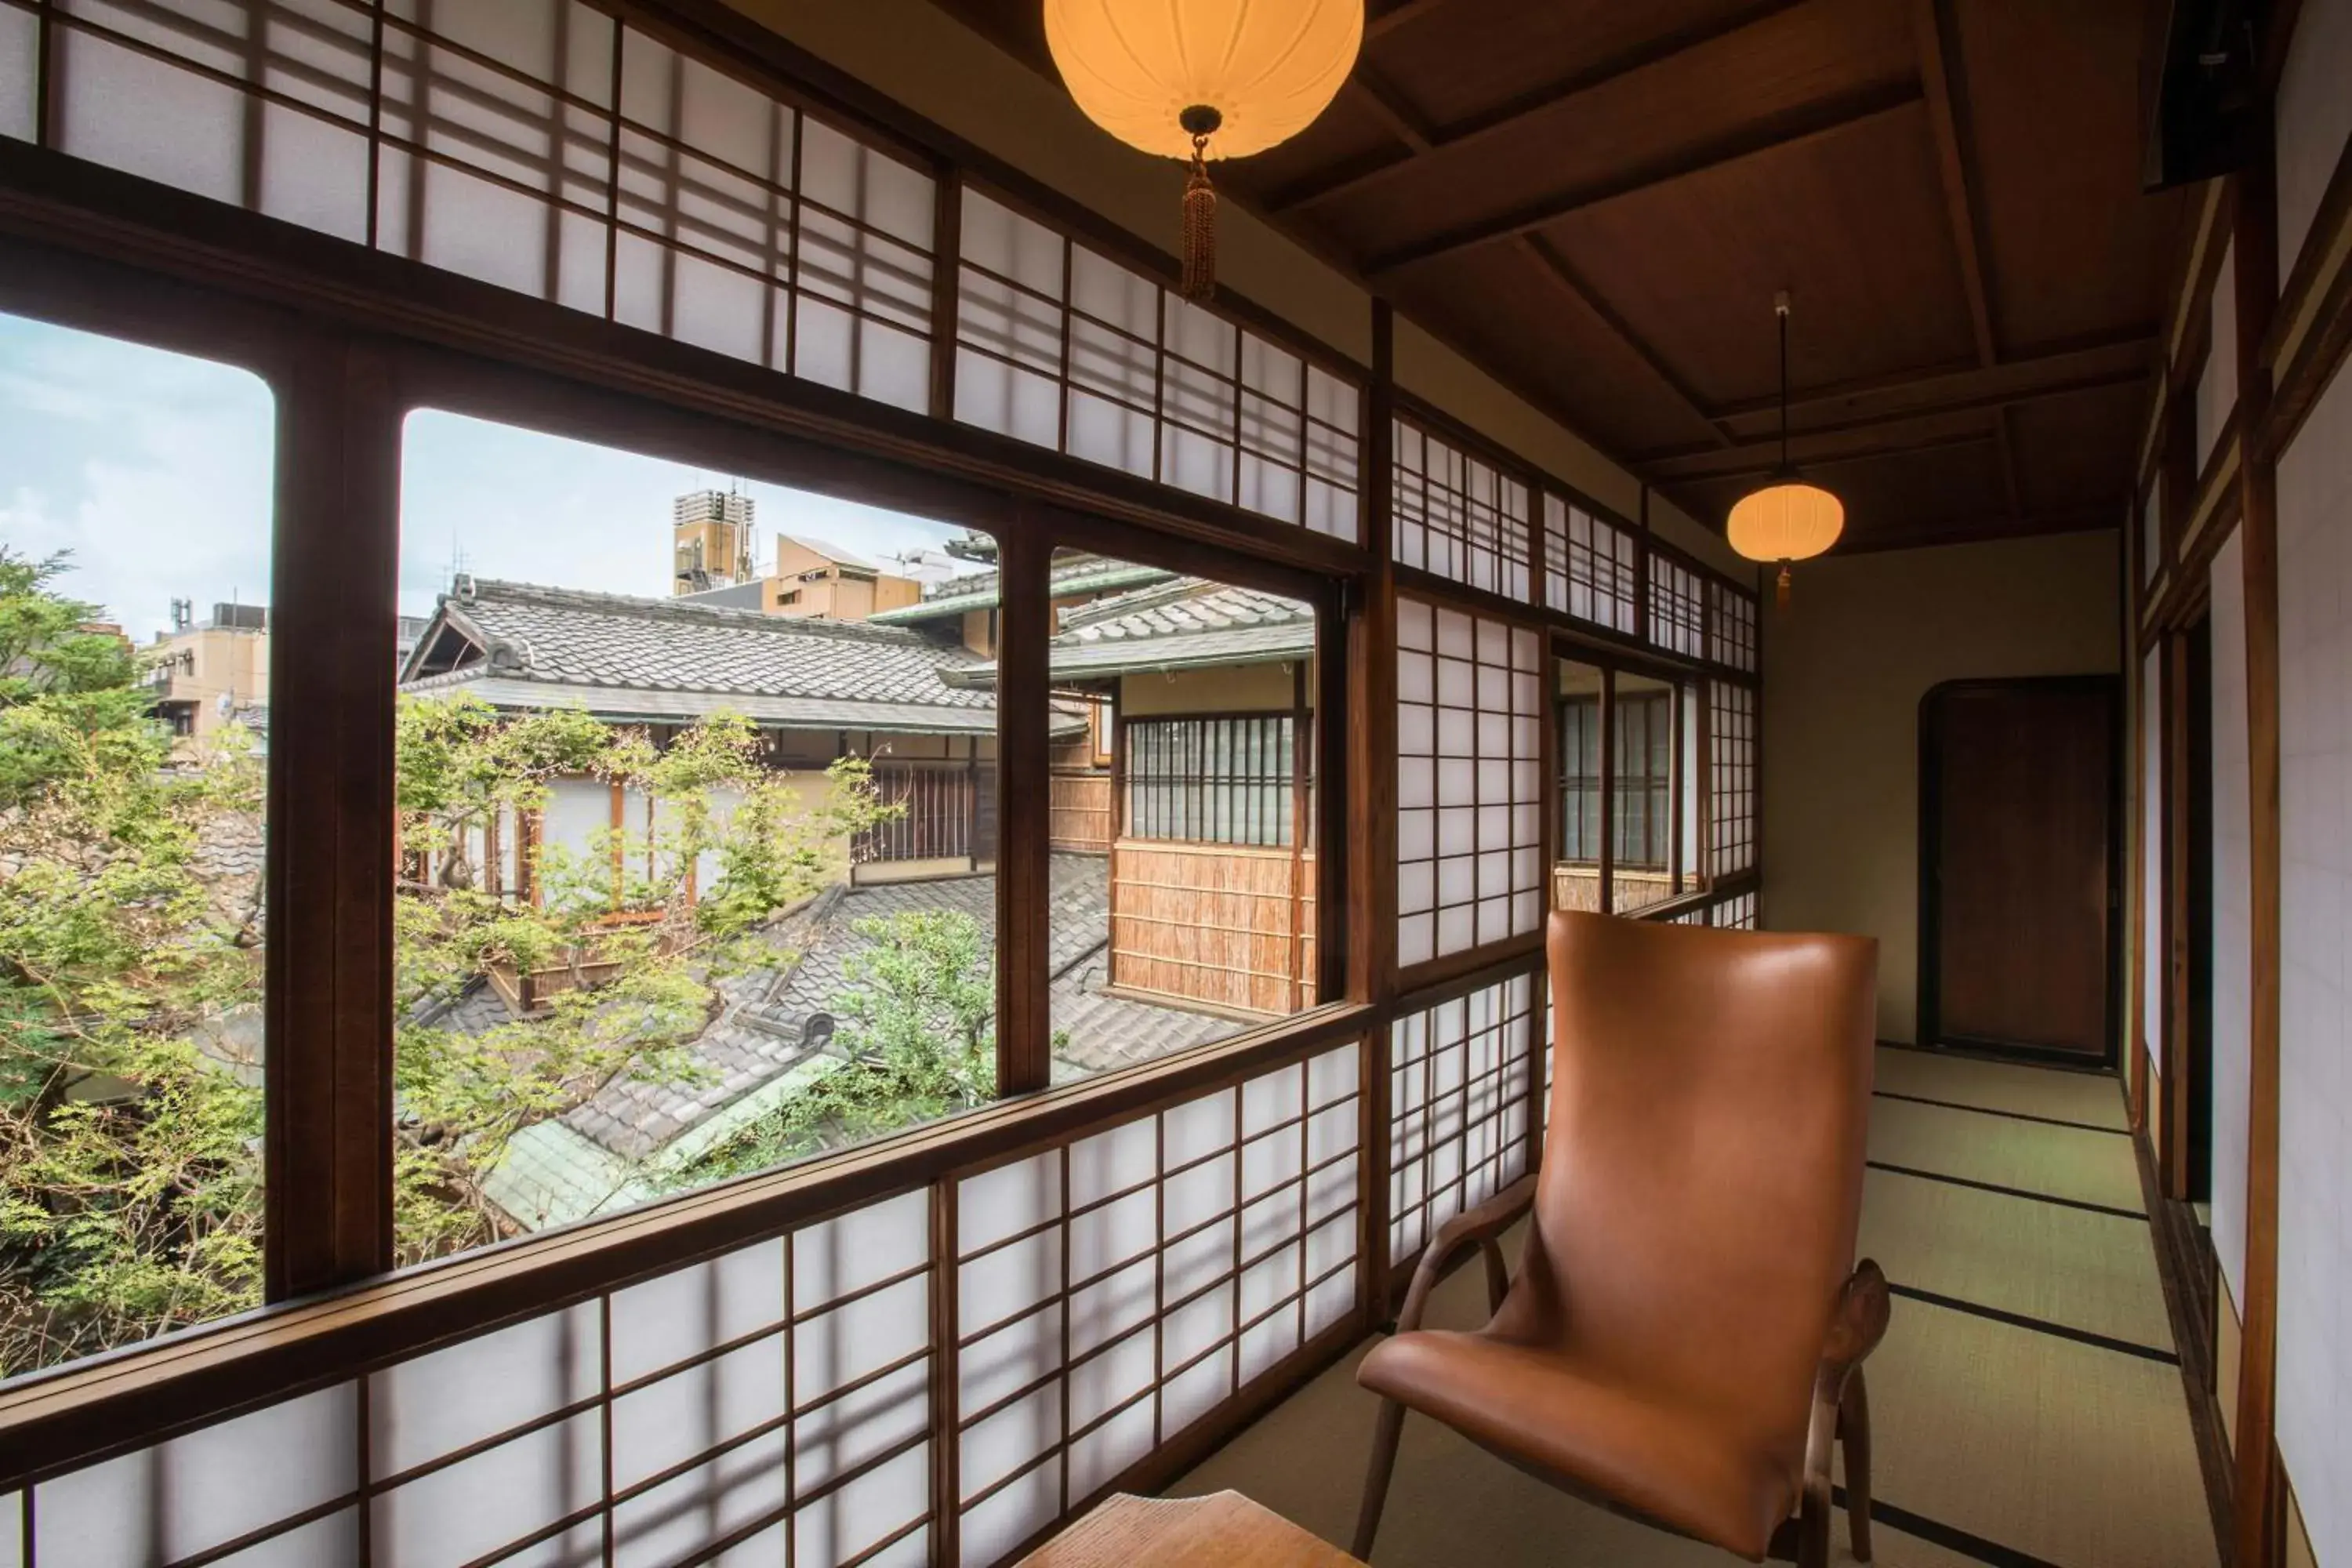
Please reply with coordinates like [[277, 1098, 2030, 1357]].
[[0, 546, 917, 1371], [664, 907, 997, 1185]]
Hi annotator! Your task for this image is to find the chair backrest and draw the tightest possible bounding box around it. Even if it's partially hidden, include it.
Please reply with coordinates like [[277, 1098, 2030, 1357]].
[[1498, 911, 1877, 1460]]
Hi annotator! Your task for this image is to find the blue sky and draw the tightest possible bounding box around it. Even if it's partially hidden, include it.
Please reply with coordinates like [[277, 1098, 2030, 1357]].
[[1, 311, 981, 643]]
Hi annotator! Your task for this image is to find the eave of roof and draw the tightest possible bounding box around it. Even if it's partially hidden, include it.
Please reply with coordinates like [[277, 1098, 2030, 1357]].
[[865, 562, 1178, 625], [942, 619, 1314, 689]]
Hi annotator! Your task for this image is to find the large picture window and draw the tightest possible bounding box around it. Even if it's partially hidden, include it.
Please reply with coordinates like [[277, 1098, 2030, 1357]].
[[0, 310, 278, 1375]]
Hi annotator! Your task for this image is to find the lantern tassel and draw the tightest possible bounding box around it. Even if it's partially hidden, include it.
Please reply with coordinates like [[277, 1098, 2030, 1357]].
[[1777, 561, 1792, 607], [1182, 133, 1217, 302]]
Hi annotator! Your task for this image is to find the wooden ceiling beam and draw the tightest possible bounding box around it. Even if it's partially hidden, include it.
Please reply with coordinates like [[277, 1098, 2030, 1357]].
[[1911, 0, 1998, 365], [1366, 0, 1471, 42], [1646, 416, 1998, 483], [1520, 234, 1734, 447], [1362, 79, 1924, 275], [1835, 505, 2120, 554], [1272, 0, 1814, 213], [1348, 65, 1436, 153], [1686, 333, 2158, 443]]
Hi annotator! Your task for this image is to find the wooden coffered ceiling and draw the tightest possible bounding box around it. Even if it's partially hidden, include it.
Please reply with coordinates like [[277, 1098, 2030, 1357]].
[[924, 0, 2187, 553]]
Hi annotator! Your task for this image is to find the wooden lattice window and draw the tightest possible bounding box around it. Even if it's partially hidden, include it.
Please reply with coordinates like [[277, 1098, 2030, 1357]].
[[1647, 555, 1705, 659], [1711, 582, 1759, 672], [953, 1046, 1362, 1557], [853, 765, 976, 862], [1708, 681, 1758, 877], [953, 189, 1360, 538], [1542, 494, 1638, 633], [1396, 597, 1543, 968], [1388, 974, 1534, 1265], [13, 0, 938, 409], [1123, 714, 1302, 848], [1392, 419, 1531, 601]]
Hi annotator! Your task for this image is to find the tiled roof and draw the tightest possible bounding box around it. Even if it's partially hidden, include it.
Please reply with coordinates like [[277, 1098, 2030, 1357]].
[[399, 579, 999, 730], [945, 579, 1316, 688], [547, 855, 1239, 1166], [865, 558, 1178, 625]]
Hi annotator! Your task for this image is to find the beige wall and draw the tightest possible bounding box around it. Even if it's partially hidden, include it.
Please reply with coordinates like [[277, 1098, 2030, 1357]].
[[724, 0, 1751, 582], [1120, 659, 1308, 717], [1760, 532, 2122, 1042]]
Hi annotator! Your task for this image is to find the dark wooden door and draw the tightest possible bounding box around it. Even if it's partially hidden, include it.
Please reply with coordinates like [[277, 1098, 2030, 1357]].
[[1921, 678, 2119, 1062]]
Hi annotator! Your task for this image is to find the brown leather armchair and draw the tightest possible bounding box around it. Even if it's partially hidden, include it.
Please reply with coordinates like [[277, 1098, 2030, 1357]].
[[1353, 911, 1886, 1566]]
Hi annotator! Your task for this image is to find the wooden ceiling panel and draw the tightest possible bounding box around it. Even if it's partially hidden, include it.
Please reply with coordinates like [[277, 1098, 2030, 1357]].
[[1392, 249, 1726, 457], [1367, 0, 1790, 131], [894, 0, 2175, 555], [1297, 0, 1917, 267], [2004, 383, 2146, 516], [1541, 103, 1976, 407], [1951, 0, 2187, 352]]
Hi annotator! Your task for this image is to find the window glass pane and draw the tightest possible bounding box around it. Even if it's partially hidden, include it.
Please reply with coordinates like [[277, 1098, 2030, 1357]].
[[394, 409, 995, 1258], [1552, 659, 1602, 913], [0, 310, 276, 1375], [1029, 556, 1319, 1076], [1610, 671, 1678, 913]]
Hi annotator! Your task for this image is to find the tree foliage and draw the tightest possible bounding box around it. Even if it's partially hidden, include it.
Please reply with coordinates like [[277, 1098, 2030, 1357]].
[[0, 551, 994, 1375]]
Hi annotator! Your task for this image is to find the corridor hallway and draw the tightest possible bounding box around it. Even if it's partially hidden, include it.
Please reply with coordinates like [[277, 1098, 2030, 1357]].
[[1175, 1047, 2220, 1568]]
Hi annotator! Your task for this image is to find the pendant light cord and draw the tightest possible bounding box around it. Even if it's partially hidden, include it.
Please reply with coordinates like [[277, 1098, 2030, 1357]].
[[1777, 303, 1790, 473]]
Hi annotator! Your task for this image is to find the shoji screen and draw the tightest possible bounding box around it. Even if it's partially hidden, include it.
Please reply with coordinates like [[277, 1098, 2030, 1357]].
[[1647, 556, 1705, 660], [9, 0, 938, 408], [2207, 528, 2251, 1310], [1711, 582, 1759, 673], [950, 1044, 1362, 1565], [953, 188, 1361, 539], [1396, 597, 1544, 970], [2274, 340, 2352, 1566], [1388, 975, 1536, 1267], [1392, 420, 1531, 601], [1707, 682, 1757, 879], [1541, 493, 1637, 634], [13, 1187, 938, 1565]]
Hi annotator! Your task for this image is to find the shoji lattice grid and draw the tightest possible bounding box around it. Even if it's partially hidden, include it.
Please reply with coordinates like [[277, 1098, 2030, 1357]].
[[1388, 975, 1536, 1266], [1396, 597, 1544, 970], [1542, 494, 1638, 633], [953, 190, 1360, 539], [1648, 555, 1706, 659], [1708, 682, 1758, 878], [1710, 582, 1759, 672], [11, 1188, 938, 1566], [9, 0, 937, 410], [1711, 891, 1758, 930], [952, 1046, 1361, 1566], [1393, 419, 1532, 600]]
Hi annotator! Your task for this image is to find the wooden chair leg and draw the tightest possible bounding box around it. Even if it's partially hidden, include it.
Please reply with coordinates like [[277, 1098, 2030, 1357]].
[[1351, 1396, 1407, 1560], [1840, 1365, 1874, 1562]]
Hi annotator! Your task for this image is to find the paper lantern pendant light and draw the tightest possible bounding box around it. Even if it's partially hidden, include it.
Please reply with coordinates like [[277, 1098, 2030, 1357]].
[[1727, 291, 1844, 604], [1044, 0, 1364, 299]]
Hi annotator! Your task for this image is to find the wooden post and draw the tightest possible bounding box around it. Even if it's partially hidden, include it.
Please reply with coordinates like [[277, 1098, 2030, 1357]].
[[1354, 300, 1399, 1332], [1597, 670, 1616, 915], [2164, 630, 2192, 1198], [996, 514, 1053, 1095], [1289, 658, 1311, 1012], [263, 327, 401, 1299], [2230, 122, 2285, 1568]]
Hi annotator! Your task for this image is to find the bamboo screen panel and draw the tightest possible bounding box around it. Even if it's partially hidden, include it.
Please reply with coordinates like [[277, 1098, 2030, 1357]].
[[1711, 582, 1759, 672], [9, 0, 938, 411], [11, 1187, 938, 1566], [1392, 419, 1532, 600], [1388, 974, 1535, 1266], [1396, 597, 1544, 969], [953, 189, 1361, 539], [951, 1044, 1362, 1565], [1708, 682, 1758, 878], [1647, 555, 1706, 659], [1541, 493, 1638, 633]]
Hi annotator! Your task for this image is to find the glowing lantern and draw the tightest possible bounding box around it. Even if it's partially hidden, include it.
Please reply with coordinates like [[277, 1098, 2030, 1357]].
[[1730, 292, 1845, 601], [1044, 0, 1364, 298]]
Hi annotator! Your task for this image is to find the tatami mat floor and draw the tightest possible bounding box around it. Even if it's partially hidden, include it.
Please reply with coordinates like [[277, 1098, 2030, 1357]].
[[1171, 1046, 2220, 1568]]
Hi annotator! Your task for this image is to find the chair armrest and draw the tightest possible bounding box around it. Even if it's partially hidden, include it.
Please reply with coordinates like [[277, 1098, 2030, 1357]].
[[1392, 1173, 1537, 1335]]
